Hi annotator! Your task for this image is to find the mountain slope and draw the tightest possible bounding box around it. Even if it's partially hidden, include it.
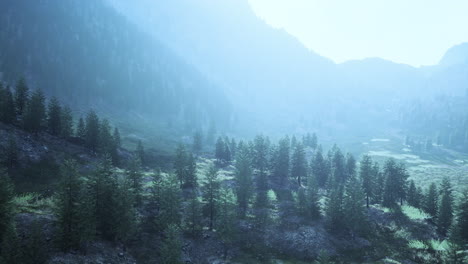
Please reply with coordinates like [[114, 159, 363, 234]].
[[0, 0, 231, 134]]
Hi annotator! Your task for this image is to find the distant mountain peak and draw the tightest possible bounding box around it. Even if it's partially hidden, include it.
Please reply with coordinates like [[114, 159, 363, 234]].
[[439, 42, 468, 67]]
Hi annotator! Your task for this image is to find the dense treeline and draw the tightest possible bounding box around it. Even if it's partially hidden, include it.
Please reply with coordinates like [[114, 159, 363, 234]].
[[0, 79, 122, 165], [0, 125, 467, 262]]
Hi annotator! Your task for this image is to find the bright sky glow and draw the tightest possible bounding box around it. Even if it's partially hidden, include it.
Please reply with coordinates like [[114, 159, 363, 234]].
[[248, 0, 468, 66]]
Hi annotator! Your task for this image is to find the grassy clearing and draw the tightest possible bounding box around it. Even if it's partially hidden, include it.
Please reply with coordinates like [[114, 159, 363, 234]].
[[402, 205, 429, 220], [14, 193, 55, 214]]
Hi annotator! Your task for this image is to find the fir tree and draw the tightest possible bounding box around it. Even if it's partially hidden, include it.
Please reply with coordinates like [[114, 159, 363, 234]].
[[344, 176, 368, 235], [372, 162, 384, 204], [451, 189, 468, 245], [127, 157, 143, 206], [114, 177, 137, 242], [252, 135, 269, 175], [0, 223, 23, 263], [235, 143, 253, 218], [217, 188, 237, 258], [345, 153, 357, 179], [438, 180, 454, 236], [325, 185, 345, 233], [184, 153, 198, 188], [47, 96, 62, 136], [60, 106, 74, 138], [141, 169, 164, 235], [291, 142, 307, 186], [174, 144, 187, 186], [331, 146, 346, 185], [85, 110, 100, 153], [0, 86, 16, 124], [272, 136, 290, 190], [23, 89, 46, 134], [76, 117, 86, 140], [14, 77, 29, 117], [424, 183, 439, 220], [359, 155, 374, 208], [407, 180, 419, 208], [310, 132, 318, 149], [23, 221, 48, 264], [203, 165, 220, 230], [160, 224, 182, 264], [192, 130, 203, 154], [0, 169, 15, 242], [160, 173, 182, 228], [215, 137, 226, 161], [382, 159, 408, 208], [184, 192, 203, 238], [55, 160, 89, 250], [311, 145, 328, 188]]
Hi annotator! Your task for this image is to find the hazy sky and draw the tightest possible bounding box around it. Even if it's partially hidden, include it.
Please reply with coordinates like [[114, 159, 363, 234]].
[[248, 0, 468, 67]]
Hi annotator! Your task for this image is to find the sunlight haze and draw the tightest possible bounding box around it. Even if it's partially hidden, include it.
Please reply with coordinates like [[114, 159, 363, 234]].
[[248, 0, 468, 66]]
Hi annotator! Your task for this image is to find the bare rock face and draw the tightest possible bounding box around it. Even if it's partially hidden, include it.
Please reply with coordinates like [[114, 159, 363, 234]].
[[267, 225, 336, 260]]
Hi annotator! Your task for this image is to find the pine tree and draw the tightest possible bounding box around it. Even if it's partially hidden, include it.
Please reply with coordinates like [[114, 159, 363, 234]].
[[23, 221, 48, 264], [451, 189, 468, 245], [174, 144, 187, 186], [272, 136, 290, 185], [325, 185, 345, 233], [141, 169, 164, 235], [0, 169, 15, 242], [114, 177, 137, 242], [437, 177, 453, 236], [184, 192, 203, 238], [372, 162, 384, 204], [215, 137, 226, 162], [345, 153, 356, 179], [60, 106, 73, 138], [344, 176, 368, 235], [0, 223, 23, 263], [235, 143, 253, 218], [76, 117, 86, 140], [252, 135, 269, 175], [203, 165, 220, 230], [55, 160, 89, 250], [311, 145, 328, 188], [160, 173, 182, 228], [127, 157, 143, 206], [382, 159, 408, 208], [306, 175, 321, 220], [14, 77, 29, 117], [230, 138, 237, 159], [359, 155, 374, 208], [407, 180, 419, 208], [217, 187, 237, 258], [3, 137, 18, 170], [85, 110, 100, 153], [310, 132, 318, 149], [23, 89, 46, 134], [184, 153, 197, 188], [160, 224, 182, 264], [193, 130, 203, 154], [47, 96, 62, 136], [424, 183, 439, 220], [291, 142, 307, 186], [331, 146, 346, 185], [0, 86, 16, 124]]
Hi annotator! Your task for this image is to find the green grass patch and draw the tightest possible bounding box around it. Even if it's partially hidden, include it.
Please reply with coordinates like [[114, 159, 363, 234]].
[[13, 193, 55, 214], [402, 205, 429, 220]]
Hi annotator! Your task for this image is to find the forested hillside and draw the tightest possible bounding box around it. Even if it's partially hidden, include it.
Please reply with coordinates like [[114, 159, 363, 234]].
[[0, 0, 231, 133]]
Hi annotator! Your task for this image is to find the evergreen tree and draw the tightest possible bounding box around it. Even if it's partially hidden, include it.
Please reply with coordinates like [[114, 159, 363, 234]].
[[114, 177, 137, 242], [55, 160, 89, 251], [160, 173, 182, 228], [14, 77, 29, 117], [235, 143, 253, 218], [291, 142, 307, 186], [217, 188, 237, 258], [23, 221, 48, 264], [0, 223, 23, 263], [372, 162, 384, 204], [424, 183, 439, 220], [382, 159, 408, 208], [3, 137, 18, 170], [437, 177, 453, 236], [60, 106, 74, 138], [184, 153, 198, 188], [193, 130, 203, 154], [310, 132, 318, 149], [184, 192, 203, 238], [141, 169, 164, 235], [23, 89, 46, 134], [344, 176, 368, 235], [272, 136, 290, 189], [85, 110, 100, 153], [311, 145, 328, 188], [0, 86, 16, 124], [160, 224, 182, 264], [359, 155, 374, 208], [252, 135, 269, 175], [47, 96, 62, 136], [230, 138, 237, 159], [0, 169, 15, 242], [202, 165, 220, 230], [345, 153, 356, 179], [407, 180, 419, 208], [331, 146, 346, 185], [451, 189, 468, 246], [215, 137, 226, 161], [325, 185, 345, 233], [174, 144, 187, 186], [76, 117, 86, 140], [127, 157, 143, 206]]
